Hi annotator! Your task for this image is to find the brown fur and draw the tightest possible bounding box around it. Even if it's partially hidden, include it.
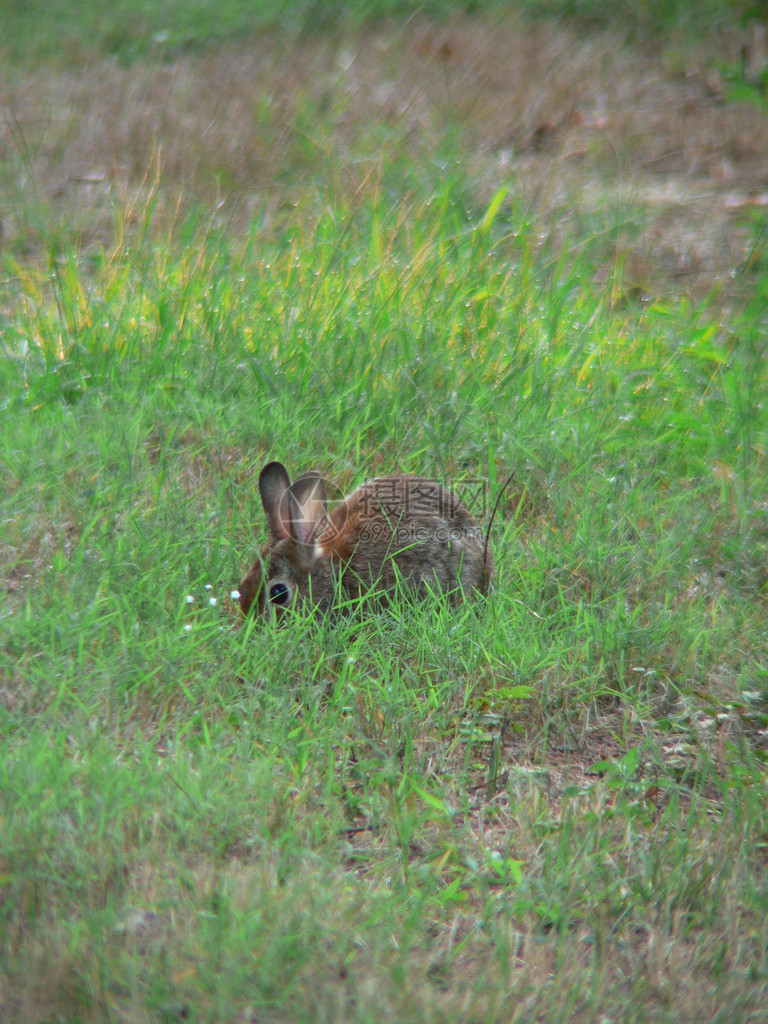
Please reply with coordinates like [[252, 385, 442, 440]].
[[239, 463, 493, 618]]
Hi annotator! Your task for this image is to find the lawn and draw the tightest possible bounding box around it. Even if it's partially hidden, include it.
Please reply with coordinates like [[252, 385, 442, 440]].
[[1, 2, 767, 1021]]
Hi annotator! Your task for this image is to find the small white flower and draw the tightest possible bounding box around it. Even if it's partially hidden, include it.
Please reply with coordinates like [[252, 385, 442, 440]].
[[186, 595, 194, 604], [230, 589, 241, 601], [205, 584, 213, 591], [346, 656, 356, 665], [208, 597, 218, 607], [184, 623, 192, 633]]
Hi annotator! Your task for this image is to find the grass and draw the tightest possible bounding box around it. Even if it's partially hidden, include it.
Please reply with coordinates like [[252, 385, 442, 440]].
[[1, 0, 508, 65], [2, 3, 768, 1022], [2, 0, 760, 66]]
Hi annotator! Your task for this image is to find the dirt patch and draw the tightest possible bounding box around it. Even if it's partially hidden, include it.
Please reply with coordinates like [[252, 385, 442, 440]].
[[1, 15, 767, 299]]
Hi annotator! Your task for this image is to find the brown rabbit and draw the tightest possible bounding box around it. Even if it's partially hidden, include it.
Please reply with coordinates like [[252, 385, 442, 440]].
[[238, 461, 493, 617]]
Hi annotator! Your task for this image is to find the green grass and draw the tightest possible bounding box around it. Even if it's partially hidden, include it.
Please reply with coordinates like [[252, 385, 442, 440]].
[[2, 5, 768, 1023], [2, 0, 489, 64], [2, 0, 762, 65]]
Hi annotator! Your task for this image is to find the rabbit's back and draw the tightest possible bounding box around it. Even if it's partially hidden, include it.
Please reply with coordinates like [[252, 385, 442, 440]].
[[322, 476, 492, 598]]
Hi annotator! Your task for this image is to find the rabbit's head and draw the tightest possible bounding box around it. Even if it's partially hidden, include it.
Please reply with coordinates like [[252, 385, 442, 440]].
[[239, 461, 338, 617]]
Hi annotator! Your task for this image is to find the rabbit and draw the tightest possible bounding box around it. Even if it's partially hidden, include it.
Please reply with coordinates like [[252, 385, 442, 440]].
[[238, 460, 494, 617]]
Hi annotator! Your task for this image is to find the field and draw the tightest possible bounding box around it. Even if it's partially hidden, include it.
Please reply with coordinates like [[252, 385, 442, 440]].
[[2, 1, 768, 1021]]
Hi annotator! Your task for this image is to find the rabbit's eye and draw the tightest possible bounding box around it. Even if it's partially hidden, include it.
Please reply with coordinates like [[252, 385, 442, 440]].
[[269, 582, 290, 606]]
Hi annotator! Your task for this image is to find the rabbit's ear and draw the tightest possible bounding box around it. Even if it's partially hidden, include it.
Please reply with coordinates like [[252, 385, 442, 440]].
[[259, 461, 291, 540], [288, 472, 328, 548]]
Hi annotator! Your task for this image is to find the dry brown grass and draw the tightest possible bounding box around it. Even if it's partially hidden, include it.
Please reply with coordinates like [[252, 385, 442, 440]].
[[2, 14, 767, 300]]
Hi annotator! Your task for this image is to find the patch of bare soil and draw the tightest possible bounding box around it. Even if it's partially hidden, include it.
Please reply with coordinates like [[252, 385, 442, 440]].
[[1, 15, 767, 303]]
